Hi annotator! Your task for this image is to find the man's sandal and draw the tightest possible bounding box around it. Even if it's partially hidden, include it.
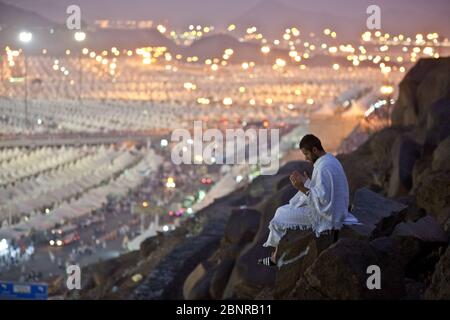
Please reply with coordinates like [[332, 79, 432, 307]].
[[258, 257, 277, 267]]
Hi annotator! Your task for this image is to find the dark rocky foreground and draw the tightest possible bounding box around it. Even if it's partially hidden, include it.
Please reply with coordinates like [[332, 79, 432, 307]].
[[65, 57, 450, 300]]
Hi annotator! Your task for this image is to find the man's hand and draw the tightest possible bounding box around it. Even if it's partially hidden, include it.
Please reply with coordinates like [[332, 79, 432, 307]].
[[290, 171, 308, 187], [290, 171, 310, 193]]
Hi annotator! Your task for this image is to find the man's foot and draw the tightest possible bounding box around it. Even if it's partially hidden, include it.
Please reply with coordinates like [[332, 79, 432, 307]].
[[258, 257, 277, 267]]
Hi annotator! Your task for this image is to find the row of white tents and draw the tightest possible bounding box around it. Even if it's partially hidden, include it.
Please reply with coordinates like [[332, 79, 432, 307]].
[[0, 145, 163, 240]]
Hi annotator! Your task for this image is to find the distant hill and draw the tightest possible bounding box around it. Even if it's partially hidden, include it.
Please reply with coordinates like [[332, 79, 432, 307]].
[[0, 0, 178, 55], [230, 0, 358, 41], [0, 0, 55, 29], [230, 0, 450, 41], [86, 28, 179, 53], [177, 33, 368, 67], [177, 33, 289, 64]]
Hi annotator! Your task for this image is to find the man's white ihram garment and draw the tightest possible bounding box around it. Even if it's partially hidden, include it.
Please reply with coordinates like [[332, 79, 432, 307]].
[[263, 153, 359, 248]]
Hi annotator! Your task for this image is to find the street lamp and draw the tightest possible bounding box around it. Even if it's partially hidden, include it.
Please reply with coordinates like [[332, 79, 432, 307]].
[[74, 31, 86, 42], [74, 31, 86, 102], [19, 31, 32, 43], [18, 31, 32, 129], [261, 46, 270, 66]]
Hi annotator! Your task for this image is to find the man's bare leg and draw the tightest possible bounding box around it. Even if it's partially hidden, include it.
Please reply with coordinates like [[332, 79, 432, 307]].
[[271, 246, 278, 263]]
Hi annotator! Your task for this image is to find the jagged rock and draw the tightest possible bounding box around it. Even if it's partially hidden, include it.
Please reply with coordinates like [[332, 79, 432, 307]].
[[415, 171, 450, 223], [209, 258, 235, 299], [426, 97, 450, 133], [204, 242, 244, 300], [189, 274, 214, 300], [425, 247, 450, 299], [370, 235, 444, 288], [405, 278, 426, 300], [223, 208, 260, 246], [411, 153, 433, 192], [387, 134, 421, 197], [395, 196, 427, 222], [370, 236, 423, 271], [290, 276, 327, 299], [339, 127, 406, 197], [254, 287, 275, 300], [221, 241, 276, 299], [133, 208, 228, 299], [393, 215, 449, 243], [416, 60, 450, 123], [273, 230, 317, 299], [424, 96, 450, 153], [431, 137, 450, 172], [220, 182, 302, 299], [391, 57, 450, 127], [349, 188, 407, 239], [297, 238, 405, 299], [140, 233, 163, 258], [338, 224, 370, 241], [183, 262, 208, 299], [183, 263, 214, 300], [441, 208, 450, 236]]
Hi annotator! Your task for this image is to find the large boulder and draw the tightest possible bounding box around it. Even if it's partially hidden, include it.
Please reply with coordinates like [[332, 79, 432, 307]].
[[393, 215, 448, 243], [290, 276, 328, 299], [292, 238, 406, 299], [182, 161, 314, 300], [431, 137, 450, 173], [338, 127, 406, 197], [424, 96, 450, 153], [183, 262, 210, 299], [140, 233, 164, 258], [220, 184, 298, 299], [369, 236, 430, 299], [273, 230, 317, 299], [415, 171, 450, 224], [223, 208, 260, 246], [425, 247, 450, 300], [395, 195, 427, 222], [209, 258, 235, 299], [221, 241, 277, 299], [387, 134, 421, 197], [346, 188, 407, 239], [411, 153, 433, 192], [391, 57, 450, 127], [416, 61, 450, 124]]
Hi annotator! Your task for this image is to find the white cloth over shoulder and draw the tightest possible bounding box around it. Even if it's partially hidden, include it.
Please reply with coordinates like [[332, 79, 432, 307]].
[[305, 153, 359, 235], [265, 153, 359, 243]]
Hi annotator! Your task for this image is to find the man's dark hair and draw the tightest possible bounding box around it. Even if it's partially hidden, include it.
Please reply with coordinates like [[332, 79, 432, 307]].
[[299, 134, 324, 151]]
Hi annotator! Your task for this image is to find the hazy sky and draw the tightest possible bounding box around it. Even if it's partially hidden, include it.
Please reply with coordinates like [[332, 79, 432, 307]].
[[4, 0, 449, 33]]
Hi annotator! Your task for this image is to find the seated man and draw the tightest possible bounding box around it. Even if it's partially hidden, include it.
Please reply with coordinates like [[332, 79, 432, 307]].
[[259, 134, 359, 267]]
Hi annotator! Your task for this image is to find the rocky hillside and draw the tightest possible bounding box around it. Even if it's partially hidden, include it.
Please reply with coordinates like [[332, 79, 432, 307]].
[[179, 57, 450, 300], [65, 57, 449, 300]]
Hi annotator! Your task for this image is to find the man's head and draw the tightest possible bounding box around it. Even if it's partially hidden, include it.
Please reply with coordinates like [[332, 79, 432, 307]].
[[299, 134, 325, 163]]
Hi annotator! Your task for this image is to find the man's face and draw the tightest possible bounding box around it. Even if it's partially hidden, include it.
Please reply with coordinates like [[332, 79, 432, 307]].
[[301, 147, 319, 163]]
